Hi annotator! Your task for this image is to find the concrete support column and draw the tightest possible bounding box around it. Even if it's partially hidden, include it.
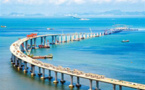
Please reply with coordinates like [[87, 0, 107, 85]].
[[25, 41, 28, 51], [11, 54, 14, 63], [18, 59, 22, 70], [76, 77, 81, 88], [95, 81, 99, 90], [69, 75, 74, 88], [14, 57, 18, 67], [76, 34, 78, 40], [31, 65, 36, 76], [119, 85, 122, 90], [83, 34, 85, 39], [99, 33, 101, 36], [96, 33, 99, 37], [90, 33, 92, 37], [38, 67, 42, 76], [62, 35, 65, 43], [113, 84, 116, 90], [24, 62, 27, 73], [89, 79, 92, 90], [67, 35, 69, 42], [53, 71, 58, 84], [44, 36, 46, 46], [48, 70, 52, 79], [41, 37, 43, 45], [41, 68, 45, 79], [30, 39, 33, 47], [52, 36, 55, 44], [60, 73, 65, 84], [55, 36, 57, 44], [87, 34, 89, 38], [59, 36, 62, 43], [71, 35, 74, 41], [34, 38, 36, 48]]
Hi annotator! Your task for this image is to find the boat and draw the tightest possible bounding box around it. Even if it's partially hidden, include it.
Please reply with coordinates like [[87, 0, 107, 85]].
[[1, 25, 6, 28], [47, 28, 54, 30], [122, 40, 129, 43], [79, 18, 90, 20]]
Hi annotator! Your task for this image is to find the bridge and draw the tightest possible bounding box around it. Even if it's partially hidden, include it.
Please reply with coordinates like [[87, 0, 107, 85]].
[[10, 32, 145, 90]]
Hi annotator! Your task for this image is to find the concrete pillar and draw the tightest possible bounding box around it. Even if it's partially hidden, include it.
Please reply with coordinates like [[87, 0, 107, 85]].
[[96, 33, 99, 37], [76, 77, 81, 88], [25, 41, 28, 50], [99, 33, 101, 36], [24, 62, 27, 73], [69, 75, 74, 88], [90, 33, 92, 37], [119, 85, 122, 90], [11, 54, 14, 63], [87, 34, 89, 38], [59, 36, 62, 43], [83, 34, 85, 39], [71, 35, 74, 41], [41, 37, 43, 45], [38, 67, 42, 76], [14, 57, 18, 67], [31, 65, 36, 76], [48, 70, 52, 79], [55, 36, 57, 44], [44, 36, 46, 46], [75, 34, 78, 40], [30, 39, 33, 47], [34, 38, 36, 48], [113, 84, 116, 90], [60, 73, 65, 84], [53, 71, 58, 84], [18, 59, 22, 70], [89, 79, 92, 90], [95, 81, 99, 90], [41, 68, 45, 79], [52, 36, 54, 44], [62, 35, 65, 43], [67, 35, 69, 42]]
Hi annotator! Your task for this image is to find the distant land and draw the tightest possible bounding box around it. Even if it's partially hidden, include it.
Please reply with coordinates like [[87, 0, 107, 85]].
[[0, 10, 145, 18]]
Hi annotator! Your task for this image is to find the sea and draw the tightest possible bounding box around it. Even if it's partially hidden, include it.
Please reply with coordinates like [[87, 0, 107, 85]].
[[0, 17, 145, 90]]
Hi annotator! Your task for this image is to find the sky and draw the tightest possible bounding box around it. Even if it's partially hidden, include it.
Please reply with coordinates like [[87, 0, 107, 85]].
[[0, 0, 145, 17]]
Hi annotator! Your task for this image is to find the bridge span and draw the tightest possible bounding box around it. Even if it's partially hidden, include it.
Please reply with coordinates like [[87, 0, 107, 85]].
[[10, 32, 145, 90]]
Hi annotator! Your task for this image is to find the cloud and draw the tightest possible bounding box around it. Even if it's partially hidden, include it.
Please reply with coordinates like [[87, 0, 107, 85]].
[[1, 0, 145, 5]]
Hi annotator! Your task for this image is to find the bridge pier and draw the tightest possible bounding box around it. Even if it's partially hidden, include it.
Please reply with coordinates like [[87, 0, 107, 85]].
[[11, 54, 14, 63], [62, 35, 65, 43], [44, 36, 46, 46], [119, 85, 122, 90], [30, 39, 33, 47], [59, 36, 62, 43], [38, 67, 42, 76], [69, 75, 74, 88], [99, 33, 102, 36], [55, 36, 58, 44], [34, 38, 36, 49], [83, 34, 85, 39], [71, 35, 74, 41], [25, 41, 28, 51], [14, 57, 18, 67], [48, 70, 52, 79], [113, 84, 116, 90], [76, 77, 81, 88], [18, 59, 22, 70], [90, 33, 92, 38], [31, 65, 36, 76], [87, 34, 89, 38], [89, 79, 93, 90], [60, 73, 65, 84], [41, 68, 45, 79], [53, 71, 58, 84], [41, 37, 43, 45], [95, 81, 99, 90], [52, 36, 55, 44], [24, 61, 28, 73]]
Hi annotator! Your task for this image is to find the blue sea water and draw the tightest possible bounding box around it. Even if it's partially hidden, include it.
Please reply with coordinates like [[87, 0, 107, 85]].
[[0, 17, 145, 90]]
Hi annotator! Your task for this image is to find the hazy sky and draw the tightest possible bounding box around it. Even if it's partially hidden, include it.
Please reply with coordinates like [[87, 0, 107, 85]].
[[0, 0, 145, 17]]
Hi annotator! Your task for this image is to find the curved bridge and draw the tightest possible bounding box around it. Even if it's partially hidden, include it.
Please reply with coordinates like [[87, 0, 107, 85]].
[[10, 33, 145, 90]]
